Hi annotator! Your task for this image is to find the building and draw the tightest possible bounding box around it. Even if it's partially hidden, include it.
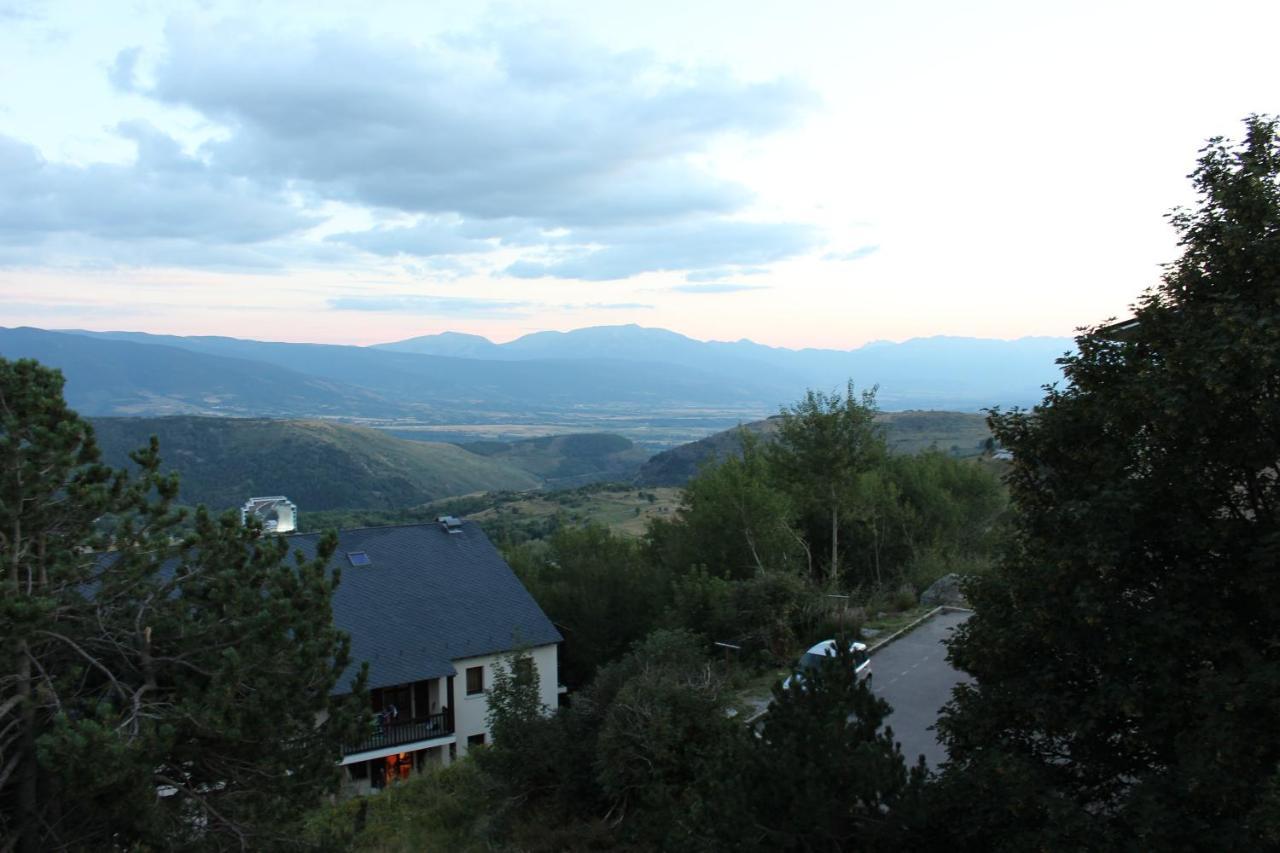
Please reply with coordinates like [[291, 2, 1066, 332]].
[[285, 517, 562, 794]]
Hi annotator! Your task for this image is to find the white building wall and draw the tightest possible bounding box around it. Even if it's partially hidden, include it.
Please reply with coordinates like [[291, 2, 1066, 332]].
[[450, 642, 559, 758]]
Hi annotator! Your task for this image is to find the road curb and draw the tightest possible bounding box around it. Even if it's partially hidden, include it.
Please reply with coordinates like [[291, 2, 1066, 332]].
[[866, 604, 972, 655], [742, 604, 972, 728]]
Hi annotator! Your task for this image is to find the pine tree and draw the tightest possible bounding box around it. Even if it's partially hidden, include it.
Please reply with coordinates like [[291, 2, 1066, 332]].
[[0, 357, 366, 850], [688, 640, 921, 851], [934, 117, 1280, 850]]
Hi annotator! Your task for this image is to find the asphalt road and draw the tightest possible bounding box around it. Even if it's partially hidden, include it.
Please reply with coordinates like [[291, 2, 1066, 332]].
[[868, 609, 971, 769]]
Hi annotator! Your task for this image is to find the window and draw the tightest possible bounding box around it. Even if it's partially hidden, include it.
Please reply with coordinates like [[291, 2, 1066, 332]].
[[467, 733, 486, 748], [346, 551, 371, 567], [514, 657, 534, 686], [466, 665, 484, 695], [385, 752, 412, 784]]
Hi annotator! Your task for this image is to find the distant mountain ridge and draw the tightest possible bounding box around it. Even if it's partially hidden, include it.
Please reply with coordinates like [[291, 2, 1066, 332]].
[[0, 323, 1071, 420], [7, 326, 783, 417], [378, 324, 1072, 411], [0, 326, 401, 418]]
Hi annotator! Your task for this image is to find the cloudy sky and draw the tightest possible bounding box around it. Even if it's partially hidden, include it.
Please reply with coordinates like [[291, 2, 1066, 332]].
[[1, 0, 1277, 348]]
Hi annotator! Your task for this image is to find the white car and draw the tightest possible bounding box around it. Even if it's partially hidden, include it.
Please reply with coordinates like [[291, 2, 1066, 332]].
[[781, 639, 871, 690]]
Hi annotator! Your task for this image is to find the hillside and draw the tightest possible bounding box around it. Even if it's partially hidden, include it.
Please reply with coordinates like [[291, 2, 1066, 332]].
[[453, 433, 650, 487], [90, 417, 542, 512], [635, 410, 992, 486]]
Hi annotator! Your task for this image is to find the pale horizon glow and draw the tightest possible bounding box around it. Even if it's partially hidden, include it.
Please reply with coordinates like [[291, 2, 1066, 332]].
[[1, 1, 1277, 350]]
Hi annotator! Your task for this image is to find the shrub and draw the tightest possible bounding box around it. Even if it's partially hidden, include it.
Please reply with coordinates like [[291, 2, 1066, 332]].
[[305, 763, 492, 852]]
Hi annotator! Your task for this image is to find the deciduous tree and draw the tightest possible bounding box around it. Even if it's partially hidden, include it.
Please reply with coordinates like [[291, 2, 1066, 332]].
[[650, 430, 803, 580], [768, 383, 886, 587]]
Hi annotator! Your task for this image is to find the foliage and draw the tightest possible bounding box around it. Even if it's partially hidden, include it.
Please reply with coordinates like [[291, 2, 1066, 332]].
[[594, 640, 734, 846], [649, 430, 802, 580], [669, 567, 811, 665], [0, 357, 365, 851], [687, 640, 923, 851], [472, 649, 574, 840], [767, 382, 887, 586], [635, 410, 994, 488], [506, 525, 671, 688], [305, 762, 493, 852], [650, 398, 1004, 603], [462, 629, 730, 850], [935, 116, 1280, 849]]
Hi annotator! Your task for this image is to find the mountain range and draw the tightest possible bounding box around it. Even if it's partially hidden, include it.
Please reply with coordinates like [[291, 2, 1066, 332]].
[[0, 325, 1072, 426], [379, 325, 1073, 411]]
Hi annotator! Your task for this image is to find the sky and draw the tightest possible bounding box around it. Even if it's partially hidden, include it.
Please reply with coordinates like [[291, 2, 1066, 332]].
[[1, 0, 1277, 349]]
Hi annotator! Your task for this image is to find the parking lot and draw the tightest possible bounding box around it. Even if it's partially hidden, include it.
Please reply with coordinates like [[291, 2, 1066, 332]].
[[868, 609, 971, 768]]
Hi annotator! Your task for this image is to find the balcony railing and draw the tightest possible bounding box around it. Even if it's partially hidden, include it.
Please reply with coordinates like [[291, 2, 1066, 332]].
[[344, 710, 454, 756]]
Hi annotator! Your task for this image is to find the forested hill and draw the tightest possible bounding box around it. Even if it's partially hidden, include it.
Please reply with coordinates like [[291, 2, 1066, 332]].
[[90, 417, 542, 512], [453, 433, 651, 488], [636, 410, 992, 486]]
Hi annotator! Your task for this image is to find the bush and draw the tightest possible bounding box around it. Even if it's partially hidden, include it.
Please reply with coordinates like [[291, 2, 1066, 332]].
[[669, 569, 811, 666], [305, 763, 493, 852], [805, 603, 866, 647]]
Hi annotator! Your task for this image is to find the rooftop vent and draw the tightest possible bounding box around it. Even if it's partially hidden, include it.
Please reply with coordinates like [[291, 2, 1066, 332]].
[[346, 551, 371, 567], [240, 496, 297, 534], [436, 515, 463, 534]]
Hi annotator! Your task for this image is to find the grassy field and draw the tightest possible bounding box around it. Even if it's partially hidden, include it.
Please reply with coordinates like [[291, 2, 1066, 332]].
[[463, 486, 683, 537]]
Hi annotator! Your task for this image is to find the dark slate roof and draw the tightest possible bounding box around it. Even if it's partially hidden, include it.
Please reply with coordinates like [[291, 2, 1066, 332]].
[[283, 521, 561, 693]]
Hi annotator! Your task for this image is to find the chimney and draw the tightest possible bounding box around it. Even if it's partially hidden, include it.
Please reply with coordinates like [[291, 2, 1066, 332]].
[[241, 496, 298, 534], [436, 515, 463, 534]]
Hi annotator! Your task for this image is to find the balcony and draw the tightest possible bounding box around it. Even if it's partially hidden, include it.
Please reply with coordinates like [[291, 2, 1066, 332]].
[[344, 709, 454, 756]]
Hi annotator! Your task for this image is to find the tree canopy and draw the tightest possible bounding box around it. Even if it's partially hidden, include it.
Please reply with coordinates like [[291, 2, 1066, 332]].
[[935, 115, 1280, 849], [0, 357, 365, 851], [768, 383, 887, 586]]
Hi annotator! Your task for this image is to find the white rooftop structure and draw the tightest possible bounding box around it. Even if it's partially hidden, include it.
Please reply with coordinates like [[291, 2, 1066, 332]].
[[240, 496, 298, 534]]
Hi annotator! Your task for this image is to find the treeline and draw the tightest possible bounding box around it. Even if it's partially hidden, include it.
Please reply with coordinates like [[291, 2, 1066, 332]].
[[508, 384, 1005, 689]]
